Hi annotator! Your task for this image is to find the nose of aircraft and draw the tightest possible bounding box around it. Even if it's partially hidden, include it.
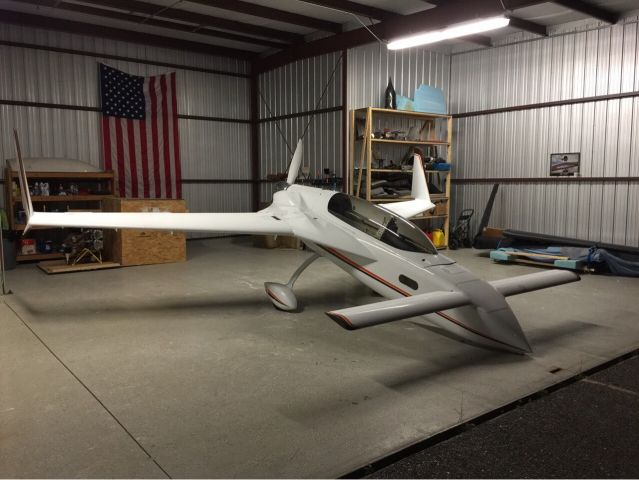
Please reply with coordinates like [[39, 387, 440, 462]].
[[476, 305, 533, 354]]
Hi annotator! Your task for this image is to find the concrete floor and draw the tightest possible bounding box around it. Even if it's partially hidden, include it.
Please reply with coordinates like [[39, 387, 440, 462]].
[[1, 237, 638, 478], [370, 354, 639, 478]]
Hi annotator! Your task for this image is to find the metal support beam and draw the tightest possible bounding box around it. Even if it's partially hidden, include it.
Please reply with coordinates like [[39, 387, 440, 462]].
[[505, 15, 547, 36], [187, 0, 342, 33], [341, 48, 348, 191], [250, 74, 261, 211], [551, 0, 619, 24], [296, 0, 398, 21], [81, 0, 304, 43], [427, 0, 547, 36], [255, 0, 548, 73], [465, 34, 492, 47], [0, 9, 256, 59], [17, 0, 287, 48]]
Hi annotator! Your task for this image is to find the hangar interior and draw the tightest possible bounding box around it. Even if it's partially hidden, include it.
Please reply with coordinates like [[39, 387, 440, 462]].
[[1, 0, 639, 478]]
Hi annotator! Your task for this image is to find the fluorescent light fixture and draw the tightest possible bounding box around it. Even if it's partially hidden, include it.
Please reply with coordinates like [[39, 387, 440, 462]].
[[387, 16, 510, 50]]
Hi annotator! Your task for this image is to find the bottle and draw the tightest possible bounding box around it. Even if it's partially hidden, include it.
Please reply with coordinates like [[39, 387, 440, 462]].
[[384, 77, 397, 110]]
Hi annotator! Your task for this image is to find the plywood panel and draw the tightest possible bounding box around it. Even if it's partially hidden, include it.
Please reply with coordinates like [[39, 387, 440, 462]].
[[103, 198, 186, 266]]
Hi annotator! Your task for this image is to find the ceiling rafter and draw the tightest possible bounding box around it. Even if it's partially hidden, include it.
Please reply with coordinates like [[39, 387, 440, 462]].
[[551, 0, 619, 24], [18, 0, 288, 48], [0, 9, 256, 59], [427, 0, 547, 36], [295, 0, 399, 21], [79, 0, 304, 43], [465, 34, 493, 47], [505, 15, 547, 36], [255, 0, 550, 73], [186, 0, 342, 34]]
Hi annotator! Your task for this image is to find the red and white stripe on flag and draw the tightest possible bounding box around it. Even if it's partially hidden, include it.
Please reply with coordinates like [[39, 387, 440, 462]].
[[101, 71, 182, 199]]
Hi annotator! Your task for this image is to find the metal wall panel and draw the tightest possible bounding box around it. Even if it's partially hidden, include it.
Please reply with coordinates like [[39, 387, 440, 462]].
[[258, 52, 343, 204], [347, 43, 450, 110], [0, 24, 252, 219], [0, 23, 250, 75], [450, 20, 639, 247], [180, 121, 251, 180], [258, 51, 343, 118], [259, 109, 342, 204]]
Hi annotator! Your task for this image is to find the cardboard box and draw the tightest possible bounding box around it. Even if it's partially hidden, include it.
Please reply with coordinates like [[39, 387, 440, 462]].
[[20, 238, 36, 255], [434, 200, 448, 216]]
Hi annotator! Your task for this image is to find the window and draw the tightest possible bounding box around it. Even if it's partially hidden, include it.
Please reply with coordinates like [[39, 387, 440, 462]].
[[328, 193, 438, 255]]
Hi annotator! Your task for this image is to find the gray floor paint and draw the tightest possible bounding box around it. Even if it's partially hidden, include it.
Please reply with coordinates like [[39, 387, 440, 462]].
[[1, 237, 638, 478]]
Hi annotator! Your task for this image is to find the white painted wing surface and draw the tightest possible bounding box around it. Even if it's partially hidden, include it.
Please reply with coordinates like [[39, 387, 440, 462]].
[[489, 270, 580, 297], [327, 291, 470, 330], [27, 210, 293, 235]]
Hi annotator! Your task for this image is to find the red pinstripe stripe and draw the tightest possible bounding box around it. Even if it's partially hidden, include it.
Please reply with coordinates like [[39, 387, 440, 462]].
[[149, 76, 161, 197], [266, 288, 286, 306], [322, 246, 411, 297], [160, 75, 172, 199], [319, 245, 519, 350], [170, 72, 182, 199], [138, 119, 150, 198], [126, 120, 138, 198], [114, 118, 125, 197], [101, 116, 112, 171]]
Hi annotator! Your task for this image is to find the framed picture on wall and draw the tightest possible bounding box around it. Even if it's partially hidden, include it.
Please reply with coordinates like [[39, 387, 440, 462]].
[[550, 152, 580, 176]]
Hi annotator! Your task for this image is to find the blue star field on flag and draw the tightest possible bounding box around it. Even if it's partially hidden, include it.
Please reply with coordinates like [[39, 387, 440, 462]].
[[100, 63, 146, 119]]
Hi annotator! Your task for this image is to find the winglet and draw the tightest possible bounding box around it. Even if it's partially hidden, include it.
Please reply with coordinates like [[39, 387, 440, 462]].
[[286, 139, 303, 185], [379, 154, 435, 218], [13, 129, 33, 234], [410, 154, 430, 201]]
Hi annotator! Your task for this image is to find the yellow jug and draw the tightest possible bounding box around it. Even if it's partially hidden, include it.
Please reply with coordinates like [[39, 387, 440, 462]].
[[431, 229, 445, 247]]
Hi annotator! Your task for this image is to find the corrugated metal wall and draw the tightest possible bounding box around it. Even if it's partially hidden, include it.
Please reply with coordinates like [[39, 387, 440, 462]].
[[450, 18, 639, 247], [258, 51, 343, 204], [347, 42, 450, 110], [0, 23, 251, 226]]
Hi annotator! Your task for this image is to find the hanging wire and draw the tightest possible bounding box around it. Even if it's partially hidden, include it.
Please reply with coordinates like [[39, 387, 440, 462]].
[[258, 89, 294, 155], [349, 13, 386, 46], [257, 52, 344, 173], [299, 51, 343, 141]]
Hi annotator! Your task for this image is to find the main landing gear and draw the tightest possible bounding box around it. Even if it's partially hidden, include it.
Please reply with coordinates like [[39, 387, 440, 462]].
[[264, 253, 320, 311]]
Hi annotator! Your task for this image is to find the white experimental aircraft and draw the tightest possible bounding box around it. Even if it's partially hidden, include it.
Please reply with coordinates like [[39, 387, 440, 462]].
[[15, 134, 579, 354]]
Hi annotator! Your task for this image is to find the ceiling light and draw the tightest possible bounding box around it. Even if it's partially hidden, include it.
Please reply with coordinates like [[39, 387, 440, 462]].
[[387, 16, 510, 50]]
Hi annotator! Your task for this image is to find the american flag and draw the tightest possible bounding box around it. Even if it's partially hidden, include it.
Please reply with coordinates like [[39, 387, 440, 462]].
[[99, 63, 182, 199]]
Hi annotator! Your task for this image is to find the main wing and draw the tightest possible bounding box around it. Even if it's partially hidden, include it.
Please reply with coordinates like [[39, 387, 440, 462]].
[[27, 210, 293, 235], [13, 129, 292, 236]]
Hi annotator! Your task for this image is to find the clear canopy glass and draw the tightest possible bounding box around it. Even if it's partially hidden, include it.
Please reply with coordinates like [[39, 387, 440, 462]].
[[327, 193, 438, 255]]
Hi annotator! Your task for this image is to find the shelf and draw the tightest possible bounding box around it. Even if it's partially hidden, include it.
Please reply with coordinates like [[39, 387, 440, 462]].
[[16, 252, 65, 262], [7, 171, 114, 179], [355, 107, 451, 120], [350, 106, 452, 249], [14, 195, 114, 202], [373, 138, 449, 146], [355, 138, 449, 146], [354, 168, 450, 175], [412, 214, 448, 220], [13, 224, 64, 231]]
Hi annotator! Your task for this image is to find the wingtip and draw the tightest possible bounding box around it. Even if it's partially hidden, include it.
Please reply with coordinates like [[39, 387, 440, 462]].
[[326, 311, 356, 330]]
